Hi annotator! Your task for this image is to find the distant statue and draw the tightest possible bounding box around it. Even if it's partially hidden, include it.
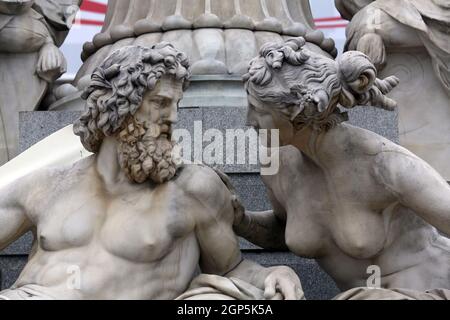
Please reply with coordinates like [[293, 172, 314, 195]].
[[233, 37, 450, 300], [0, 44, 303, 300], [335, 0, 449, 90], [334, 0, 450, 180], [0, 0, 81, 164]]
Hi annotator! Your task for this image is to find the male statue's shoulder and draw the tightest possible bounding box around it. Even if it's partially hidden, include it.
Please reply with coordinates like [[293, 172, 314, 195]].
[[177, 164, 228, 193], [13, 155, 95, 192], [175, 164, 232, 209]]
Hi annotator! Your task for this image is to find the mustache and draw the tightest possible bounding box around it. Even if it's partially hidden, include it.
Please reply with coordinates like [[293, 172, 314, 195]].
[[116, 118, 180, 184]]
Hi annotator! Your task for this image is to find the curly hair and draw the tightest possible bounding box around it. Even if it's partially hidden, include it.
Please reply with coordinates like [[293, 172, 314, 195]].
[[74, 43, 191, 152], [243, 37, 399, 132]]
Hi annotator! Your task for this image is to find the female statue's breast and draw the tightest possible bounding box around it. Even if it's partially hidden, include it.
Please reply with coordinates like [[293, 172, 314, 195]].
[[284, 204, 328, 258], [329, 204, 387, 260]]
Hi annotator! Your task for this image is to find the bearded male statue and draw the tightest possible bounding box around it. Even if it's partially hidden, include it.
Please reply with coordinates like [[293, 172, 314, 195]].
[[0, 43, 303, 300]]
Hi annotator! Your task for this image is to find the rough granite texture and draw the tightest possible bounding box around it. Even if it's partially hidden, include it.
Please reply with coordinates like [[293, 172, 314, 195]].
[[0, 107, 398, 299]]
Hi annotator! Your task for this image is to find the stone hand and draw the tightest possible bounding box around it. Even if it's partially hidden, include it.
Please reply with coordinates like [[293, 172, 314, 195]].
[[355, 33, 386, 71], [231, 193, 246, 228], [264, 266, 304, 300], [345, 6, 388, 70], [213, 168, 246, 226], [36, 42, 67, 82]]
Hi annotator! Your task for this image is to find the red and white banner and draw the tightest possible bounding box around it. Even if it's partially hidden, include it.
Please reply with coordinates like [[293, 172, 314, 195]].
[[75, 0, 348, 29], [61, 0, 347, 77]]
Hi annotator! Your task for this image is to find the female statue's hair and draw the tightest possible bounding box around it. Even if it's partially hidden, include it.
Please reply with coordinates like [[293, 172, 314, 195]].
[[74, 43, 190, 152], [243, 37, 399, 131]]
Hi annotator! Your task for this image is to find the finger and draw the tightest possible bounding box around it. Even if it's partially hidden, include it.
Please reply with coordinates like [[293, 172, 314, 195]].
[[231, 195, 241, 209], [50, 50, 58, 69], [296, 287, 305, 300], [61, 61, 67, 73], [50, 51, 58, 69], [278, 279, 297, 300], [54, 52, 61, 69], [43, 54, 49, 72], [264, 276, 277, 300], [36, 57, 43, 73], [270, 292, 283, 301]]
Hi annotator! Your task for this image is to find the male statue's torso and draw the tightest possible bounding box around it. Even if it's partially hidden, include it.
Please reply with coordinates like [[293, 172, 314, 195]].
[[11, 157, 215, 300]]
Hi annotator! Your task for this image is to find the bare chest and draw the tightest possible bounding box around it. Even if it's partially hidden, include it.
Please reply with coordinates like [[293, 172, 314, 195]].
[[34, 187, 196, 263], [270, 163, 389, 259]]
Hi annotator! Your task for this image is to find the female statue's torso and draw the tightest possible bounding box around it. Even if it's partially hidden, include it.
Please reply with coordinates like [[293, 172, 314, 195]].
[[264, 123, 450, 291]]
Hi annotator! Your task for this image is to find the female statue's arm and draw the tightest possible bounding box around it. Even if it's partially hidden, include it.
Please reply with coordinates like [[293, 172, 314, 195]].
[[232, 189, 288, 251], [214, 169, 288, 250]]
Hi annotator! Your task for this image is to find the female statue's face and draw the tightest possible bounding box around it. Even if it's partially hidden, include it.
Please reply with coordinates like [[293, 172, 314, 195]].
[[246, 94, 295, 147]]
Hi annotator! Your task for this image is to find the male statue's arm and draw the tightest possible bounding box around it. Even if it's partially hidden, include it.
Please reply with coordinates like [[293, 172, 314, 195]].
[[0, 180, 33, 252], [373, 152, 450, 237], [214, 170, 288, 251], [193, 167, 303, 300]]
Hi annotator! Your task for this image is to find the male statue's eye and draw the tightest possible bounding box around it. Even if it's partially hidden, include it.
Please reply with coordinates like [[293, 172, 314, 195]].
[[148, 97, 164, 107]]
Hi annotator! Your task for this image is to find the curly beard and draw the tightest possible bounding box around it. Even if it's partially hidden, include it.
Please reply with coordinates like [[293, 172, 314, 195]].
[[116, 117, 182, 184]]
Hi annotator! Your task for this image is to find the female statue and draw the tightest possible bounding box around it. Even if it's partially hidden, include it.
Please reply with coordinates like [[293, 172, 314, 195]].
[[233, 37, 450, 299]]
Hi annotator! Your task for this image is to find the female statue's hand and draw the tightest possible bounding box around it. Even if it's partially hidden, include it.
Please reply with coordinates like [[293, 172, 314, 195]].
[[231, 193, 246, 227], [213, 168, 246, 226]]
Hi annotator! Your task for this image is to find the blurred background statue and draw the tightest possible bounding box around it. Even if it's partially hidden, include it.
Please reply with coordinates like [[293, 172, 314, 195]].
[[0, 0, 82, 165], [335, 0, 450, 180]]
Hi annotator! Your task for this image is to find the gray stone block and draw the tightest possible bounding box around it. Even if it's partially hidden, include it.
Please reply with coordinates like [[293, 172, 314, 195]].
[[348, 106, 399, 144], [18, 107, 399, 171], [19, 111, 81, 152], [0, 232, 33, 255], [0, 256, 28, 290]]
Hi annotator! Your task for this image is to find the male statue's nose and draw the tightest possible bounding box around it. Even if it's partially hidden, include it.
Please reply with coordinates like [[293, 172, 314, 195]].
[[246, 113, 258, 128], [167, 105, 178, 124]]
